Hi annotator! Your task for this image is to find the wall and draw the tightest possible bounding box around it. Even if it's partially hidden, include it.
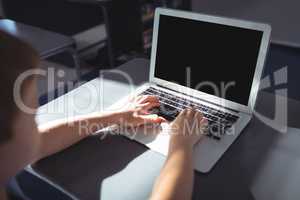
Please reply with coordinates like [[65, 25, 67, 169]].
[[192, 0, 300, 47]]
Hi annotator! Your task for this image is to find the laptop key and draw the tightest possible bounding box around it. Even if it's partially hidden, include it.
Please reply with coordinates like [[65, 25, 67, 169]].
[[141, 87, 240, 140], [225, 115, 238, 123], [159, 111, 178, 121]]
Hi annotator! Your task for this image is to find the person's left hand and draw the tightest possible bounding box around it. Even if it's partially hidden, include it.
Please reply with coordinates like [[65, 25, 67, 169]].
[[116, 95, 166, 127]]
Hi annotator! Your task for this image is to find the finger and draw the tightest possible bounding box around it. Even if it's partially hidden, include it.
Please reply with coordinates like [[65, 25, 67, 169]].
[[200, 118, 209, 135], [138, 95, 159, 104], [139, 102, 160, 113], [191, 107, 197, 116], [186, 107, 196, 117], [185, 107, 192, 114], [175, 109, 186, 120], [200, 117, 208, 128], [179, 108, 189, 117], [139, 114, 166, 124], [158, 116, 167, 122], [194, 110, 204, 120], [135, 95, 146, 103], [182, 108, 188, 114]]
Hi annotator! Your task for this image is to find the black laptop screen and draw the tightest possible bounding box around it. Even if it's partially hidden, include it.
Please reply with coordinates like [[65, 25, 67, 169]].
[[154, 14, 264, 105]]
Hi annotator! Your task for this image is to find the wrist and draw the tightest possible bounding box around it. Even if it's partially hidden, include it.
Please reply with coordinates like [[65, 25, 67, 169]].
[[110, 111, 130, 125], [169, 136, 193, 154]]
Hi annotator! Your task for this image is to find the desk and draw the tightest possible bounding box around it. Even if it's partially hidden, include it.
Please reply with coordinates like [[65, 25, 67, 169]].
[[30, 59, 300, 200]]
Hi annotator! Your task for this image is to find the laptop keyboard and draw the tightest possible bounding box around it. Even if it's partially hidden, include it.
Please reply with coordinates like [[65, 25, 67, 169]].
[[141, 87, 240, 140]]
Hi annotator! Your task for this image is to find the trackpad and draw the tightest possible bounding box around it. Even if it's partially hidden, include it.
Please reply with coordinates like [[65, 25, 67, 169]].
[[120, 122, 172, 155]]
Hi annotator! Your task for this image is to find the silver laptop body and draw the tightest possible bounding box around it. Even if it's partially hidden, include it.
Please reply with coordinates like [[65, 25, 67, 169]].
[[108, 8, 271, 172]]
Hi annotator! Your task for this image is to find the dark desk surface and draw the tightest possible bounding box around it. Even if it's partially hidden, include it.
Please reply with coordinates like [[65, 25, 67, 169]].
[[31, 59, 300, 200], [0, 19, 75, 58]]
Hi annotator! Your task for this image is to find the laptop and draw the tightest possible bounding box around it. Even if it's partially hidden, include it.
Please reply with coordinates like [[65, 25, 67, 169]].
[[107, 8, 271, 173]]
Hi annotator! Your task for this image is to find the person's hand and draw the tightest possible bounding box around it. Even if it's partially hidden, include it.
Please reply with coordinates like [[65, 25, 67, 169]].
[[116, 95, 166, 127], [169, 108, 208, 150]]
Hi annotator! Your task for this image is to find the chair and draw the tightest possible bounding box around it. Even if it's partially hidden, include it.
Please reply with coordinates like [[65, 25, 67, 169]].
[[0, 19, 81, 79], [68, 0, 144, 68]]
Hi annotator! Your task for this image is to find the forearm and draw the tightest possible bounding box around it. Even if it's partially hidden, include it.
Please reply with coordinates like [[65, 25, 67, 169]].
[[35, 112, 122, 161], [150, 140, 194, 200]]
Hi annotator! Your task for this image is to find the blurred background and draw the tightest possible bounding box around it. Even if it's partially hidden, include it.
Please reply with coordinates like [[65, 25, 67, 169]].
[[0, 0, 299, 120]]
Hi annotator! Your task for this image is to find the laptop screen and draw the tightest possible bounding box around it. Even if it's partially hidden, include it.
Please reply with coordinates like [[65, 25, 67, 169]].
[[154, 15, 264, 105]]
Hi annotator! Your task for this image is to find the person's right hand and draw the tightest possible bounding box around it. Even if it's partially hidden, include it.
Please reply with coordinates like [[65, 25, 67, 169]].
[[169, 108, 208, 150]]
